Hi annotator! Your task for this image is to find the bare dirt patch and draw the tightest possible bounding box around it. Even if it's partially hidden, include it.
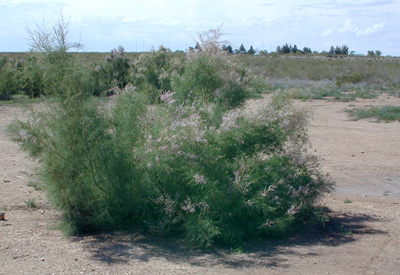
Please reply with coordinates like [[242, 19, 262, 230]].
[[1, 96, 399, 274]]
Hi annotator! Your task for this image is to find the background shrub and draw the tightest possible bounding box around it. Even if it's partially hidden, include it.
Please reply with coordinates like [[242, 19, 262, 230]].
[[19, 56, 44, 98], [346, 106, 400, 121], [131, 45, 185, 103], [0, 57, 20, 100], [90, 46, 131, 96]]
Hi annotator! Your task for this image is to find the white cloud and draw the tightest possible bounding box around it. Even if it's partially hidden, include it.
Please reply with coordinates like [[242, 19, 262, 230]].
[[157, 20, 182, 27], [339, 18, 358, 33], [122, 17, 140, 23], [298, 0, 396, 9], [323, 18, 386, 37], [356, 22, 386, 36], [323, 28, 334, 37], [239, 16, 270, 27], [333, 0, 395, 7]]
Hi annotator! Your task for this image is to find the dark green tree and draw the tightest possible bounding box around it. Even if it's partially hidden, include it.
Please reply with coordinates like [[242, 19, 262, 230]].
[[292, 44, 298, 54], [334, 45, 342, 55], [195, 42, 202, 51], [303, 47, 312, 54], [247, 45, 256, 55], [329, 45, 349, 55], [341, 45, 349, 55], [221, 44, 233, 53], [282, 43, 291, 54]]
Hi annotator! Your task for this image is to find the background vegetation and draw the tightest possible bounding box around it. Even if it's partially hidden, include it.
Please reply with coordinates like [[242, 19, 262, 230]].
[[2, 50, 399, 103], [346, 106, 400, 121]]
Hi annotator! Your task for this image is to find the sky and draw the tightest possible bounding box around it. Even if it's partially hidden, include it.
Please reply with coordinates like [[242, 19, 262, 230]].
[[0, 0, 399, 56]]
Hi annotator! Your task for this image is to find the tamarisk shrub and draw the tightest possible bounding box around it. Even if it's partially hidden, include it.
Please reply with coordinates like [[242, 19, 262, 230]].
[[90, 46, 131, 96], [8, 23, 332, 247], [26, 16, 87, 98], [20, 56, 44, 98], [8, 88, 332, 247], [131, 45, 185, 103], [0, 57, 19, 100]]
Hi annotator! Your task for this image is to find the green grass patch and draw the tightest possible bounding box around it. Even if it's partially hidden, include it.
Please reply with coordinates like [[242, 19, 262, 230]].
[[25, 198, 37, 209], [27, 181, 43, 191], [285, 86, 378, 101], [346, 106, 400, 121]]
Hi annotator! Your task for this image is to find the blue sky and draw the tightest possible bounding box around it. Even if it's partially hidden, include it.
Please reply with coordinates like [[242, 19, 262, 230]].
[[1, 0, 399, 56]]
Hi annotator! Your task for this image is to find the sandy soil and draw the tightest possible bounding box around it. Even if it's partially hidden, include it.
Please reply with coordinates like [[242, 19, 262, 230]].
[[1, 95, 399, 275]]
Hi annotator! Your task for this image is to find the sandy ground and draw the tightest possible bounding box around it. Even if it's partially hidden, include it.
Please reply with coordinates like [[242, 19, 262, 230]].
[[1, 95, 399, 274]]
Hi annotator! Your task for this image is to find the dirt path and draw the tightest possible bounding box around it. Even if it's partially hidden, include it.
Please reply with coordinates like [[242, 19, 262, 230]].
[[1, 96, 399, 274]]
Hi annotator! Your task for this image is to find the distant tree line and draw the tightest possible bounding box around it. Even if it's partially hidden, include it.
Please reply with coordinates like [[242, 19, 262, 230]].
[[367, 50, 382, 56], [328, 45, 349, 55], [276, 43, 312, 54], [190, 42, 258, 55], [224, 44, 256, 55], [188, 42, 382, 57], [195, 42, 352, 56]]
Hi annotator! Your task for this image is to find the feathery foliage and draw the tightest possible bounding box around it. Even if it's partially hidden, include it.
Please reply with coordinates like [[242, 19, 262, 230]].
[[8, 23, 332, 247]]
